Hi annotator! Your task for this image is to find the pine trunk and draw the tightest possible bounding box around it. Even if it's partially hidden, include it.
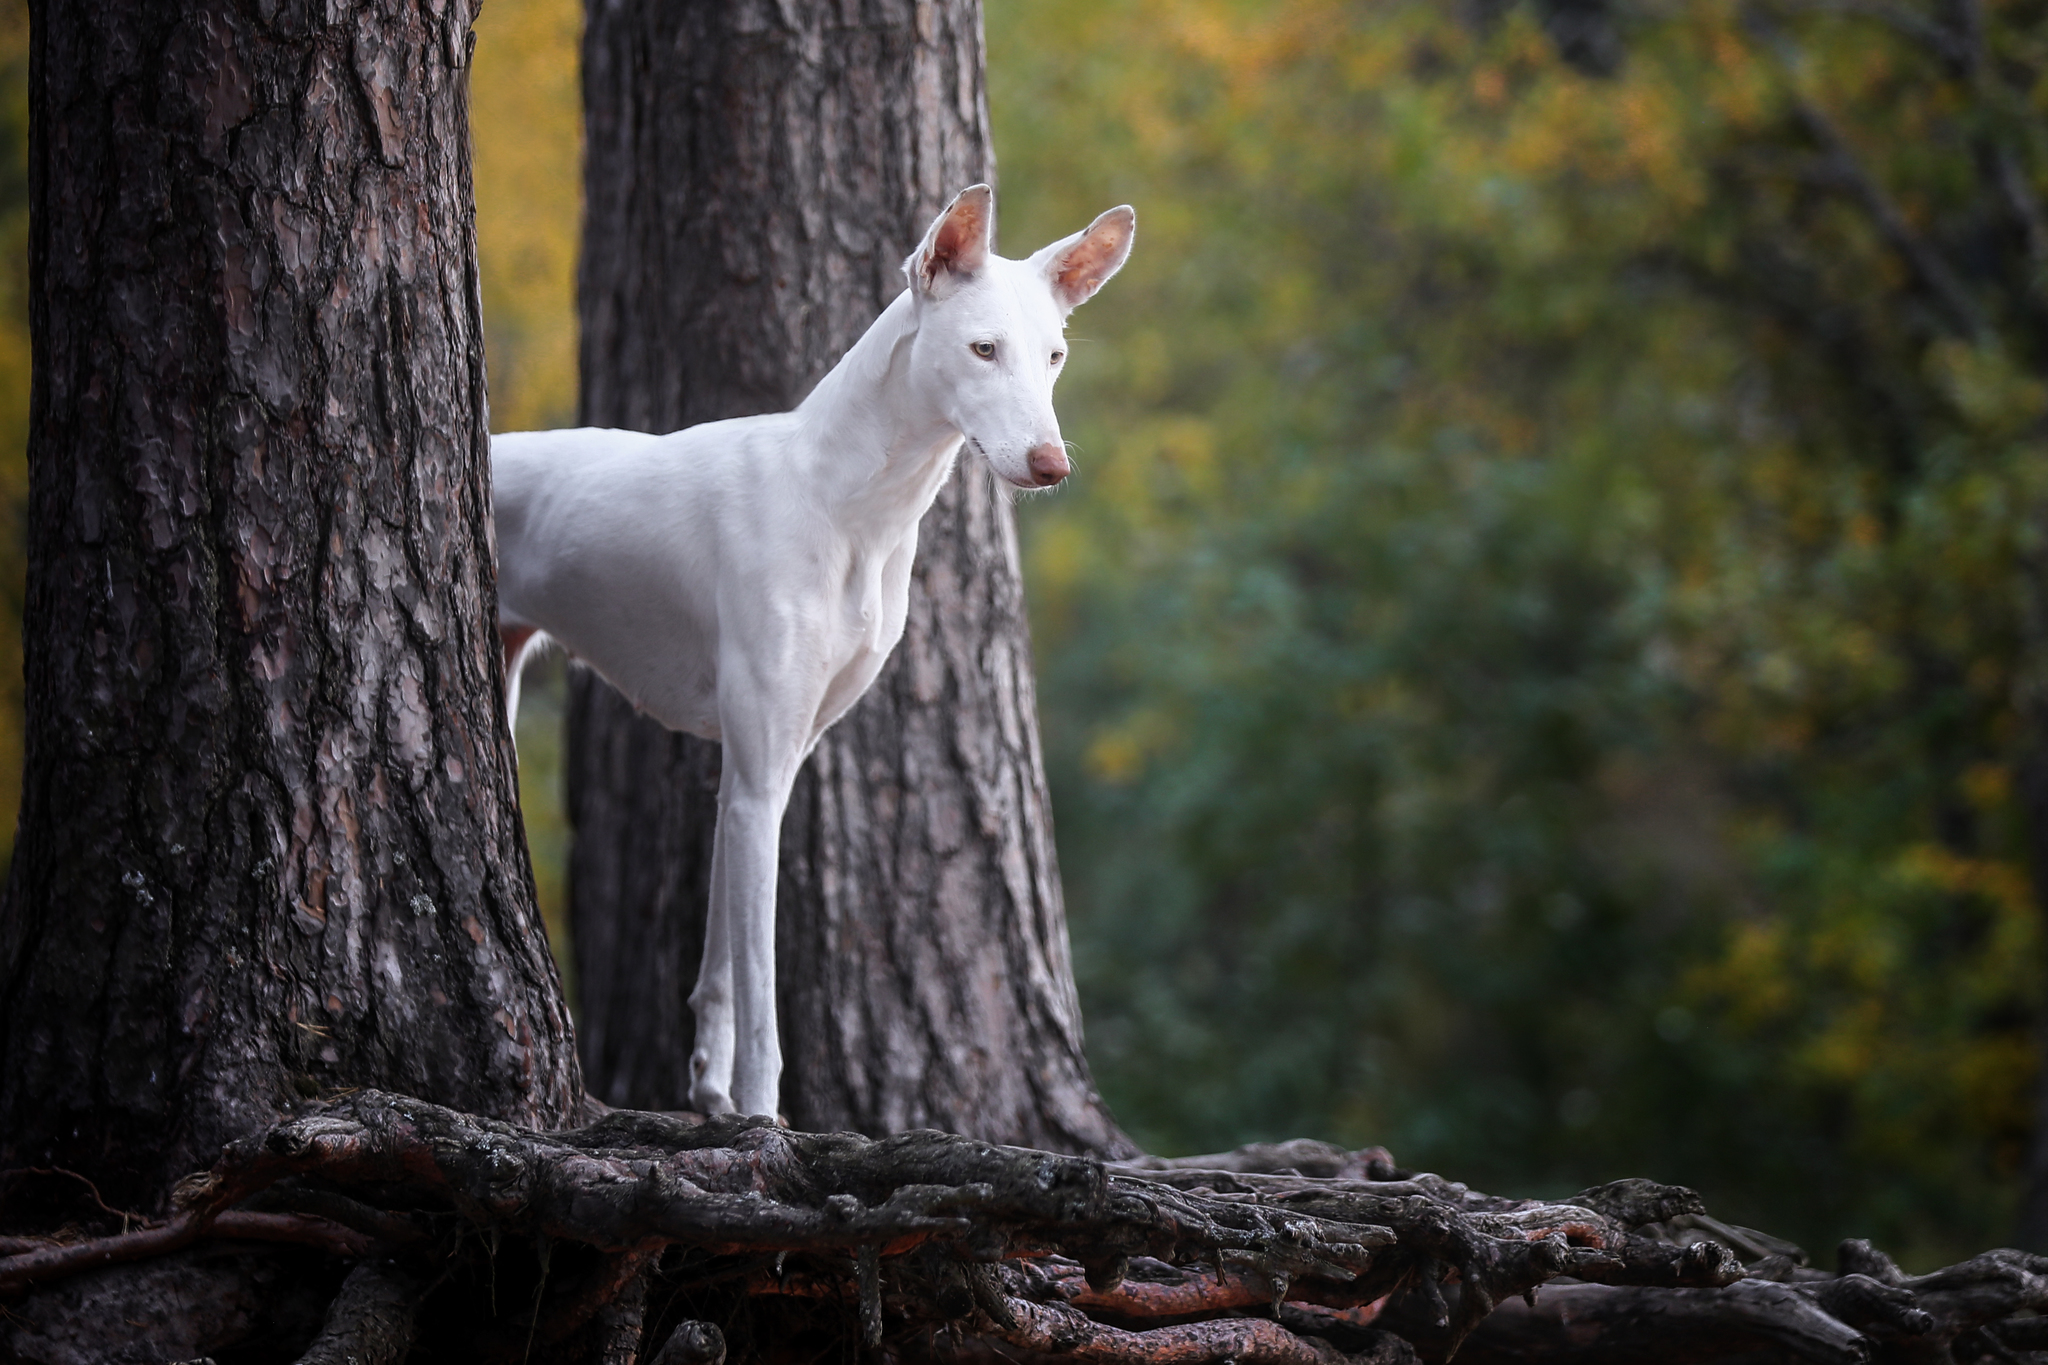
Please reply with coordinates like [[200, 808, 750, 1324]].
[[570, 0, 1131, 1156], [0, 0, 583, 1212]]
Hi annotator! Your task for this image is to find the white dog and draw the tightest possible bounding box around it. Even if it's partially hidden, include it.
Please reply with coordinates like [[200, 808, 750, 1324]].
[[492, 186, 1135, 1117]]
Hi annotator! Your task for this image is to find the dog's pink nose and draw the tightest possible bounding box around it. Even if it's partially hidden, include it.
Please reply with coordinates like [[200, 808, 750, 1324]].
[[1027, 442, 1070, 487]]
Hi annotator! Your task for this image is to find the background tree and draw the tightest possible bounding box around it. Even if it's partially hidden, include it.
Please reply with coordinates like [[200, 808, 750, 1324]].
[[0, 0, 580, 1211], [565, 0, 1131, 1156]]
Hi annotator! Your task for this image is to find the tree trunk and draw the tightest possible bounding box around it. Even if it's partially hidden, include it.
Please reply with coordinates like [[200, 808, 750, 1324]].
[[569, 0, 1130, 1156], [0, 0, 582, 1212]]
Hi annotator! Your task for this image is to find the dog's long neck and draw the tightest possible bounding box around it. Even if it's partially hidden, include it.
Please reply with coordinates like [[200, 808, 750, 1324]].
[[795, 291, 965, 548]]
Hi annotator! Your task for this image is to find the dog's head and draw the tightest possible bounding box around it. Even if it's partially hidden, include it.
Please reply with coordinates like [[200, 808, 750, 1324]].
[[903, 185, 1135, 490]]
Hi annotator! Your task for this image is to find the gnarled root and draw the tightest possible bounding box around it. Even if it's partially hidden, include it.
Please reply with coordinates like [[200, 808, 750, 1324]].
[[294, 1259, 423, 1365], [0, 1090, 2030, 1365]]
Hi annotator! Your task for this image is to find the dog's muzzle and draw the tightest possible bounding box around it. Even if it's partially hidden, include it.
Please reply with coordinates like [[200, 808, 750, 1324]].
[[1027, 442, 1070, 487]]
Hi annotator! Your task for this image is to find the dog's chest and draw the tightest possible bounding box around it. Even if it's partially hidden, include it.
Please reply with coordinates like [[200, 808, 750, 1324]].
[[809, 537, 917, 734], [840, 554, 895, 654]]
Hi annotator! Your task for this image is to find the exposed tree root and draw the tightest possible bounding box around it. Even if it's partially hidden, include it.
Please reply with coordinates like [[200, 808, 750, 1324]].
[[294, 1260, 424, 1365], [0, 1092, 2042, 1365], [950, 1296, 1387, 1365]]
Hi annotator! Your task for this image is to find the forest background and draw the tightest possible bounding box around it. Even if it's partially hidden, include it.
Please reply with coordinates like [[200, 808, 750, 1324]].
[[0, 0, 2037, 1276]]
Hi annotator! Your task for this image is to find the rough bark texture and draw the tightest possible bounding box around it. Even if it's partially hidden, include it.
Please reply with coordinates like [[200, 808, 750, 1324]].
[[0, 1244, 340, 1365], [0, 0, 582, 1211], [569, 0, 1130, 1156]]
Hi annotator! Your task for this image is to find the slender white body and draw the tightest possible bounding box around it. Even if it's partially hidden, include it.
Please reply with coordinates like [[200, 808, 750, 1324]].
[[493, 187, 1134, 1117]]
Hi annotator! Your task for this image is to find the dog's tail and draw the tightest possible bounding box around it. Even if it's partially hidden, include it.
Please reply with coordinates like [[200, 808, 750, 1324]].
[[500, 624, 554, 737]]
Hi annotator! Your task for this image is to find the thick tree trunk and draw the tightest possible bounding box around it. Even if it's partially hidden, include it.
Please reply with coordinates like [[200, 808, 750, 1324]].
[[569, 0, 1130, 1155], [0, 0, 582, 1211]]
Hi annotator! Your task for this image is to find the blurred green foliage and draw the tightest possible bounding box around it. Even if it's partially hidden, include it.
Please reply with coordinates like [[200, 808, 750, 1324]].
[[987, 0, 2048, 1267]]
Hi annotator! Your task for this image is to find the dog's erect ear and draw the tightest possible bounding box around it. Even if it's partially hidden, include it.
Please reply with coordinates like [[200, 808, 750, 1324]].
[[906, 184, 994, 297], [1031, 205, 1136, 313]]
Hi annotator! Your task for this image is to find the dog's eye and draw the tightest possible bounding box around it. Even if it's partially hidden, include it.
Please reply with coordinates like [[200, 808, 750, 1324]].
[[1051, 350, 1066, 365], [972, 341, 997, 359]]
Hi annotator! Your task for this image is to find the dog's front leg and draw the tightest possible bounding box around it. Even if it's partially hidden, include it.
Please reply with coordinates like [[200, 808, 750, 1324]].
[[690, 682, 805, 1119], [709, 781, 790, 1119], [687, 770, 738, 1114]]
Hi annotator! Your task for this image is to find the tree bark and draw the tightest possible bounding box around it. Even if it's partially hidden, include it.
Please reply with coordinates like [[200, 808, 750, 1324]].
[[569, 0, 1129, 1155], [0, 0, 582, 1211]]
